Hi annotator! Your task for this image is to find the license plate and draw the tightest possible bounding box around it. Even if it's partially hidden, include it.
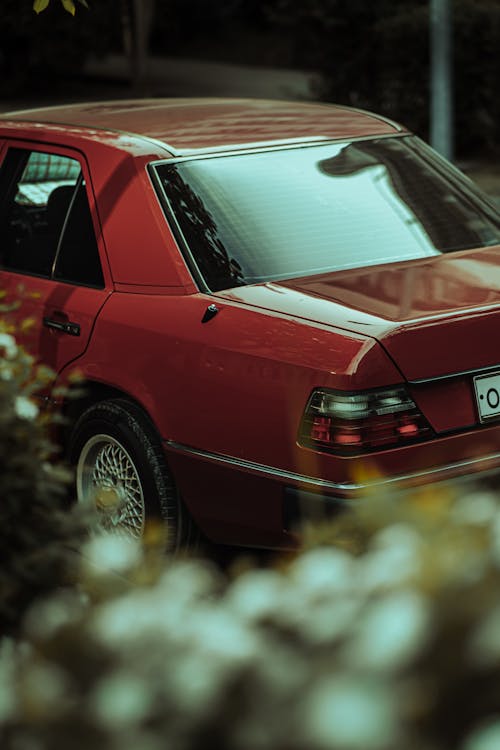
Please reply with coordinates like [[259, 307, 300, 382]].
[[474, 372, 500, 422]]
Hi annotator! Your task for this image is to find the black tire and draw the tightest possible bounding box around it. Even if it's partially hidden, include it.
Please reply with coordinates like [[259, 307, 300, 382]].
[[68, 398, 198, 552]]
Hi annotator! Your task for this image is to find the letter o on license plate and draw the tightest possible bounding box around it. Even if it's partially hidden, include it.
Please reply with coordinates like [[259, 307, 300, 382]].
[[474, 372, 500, 422]]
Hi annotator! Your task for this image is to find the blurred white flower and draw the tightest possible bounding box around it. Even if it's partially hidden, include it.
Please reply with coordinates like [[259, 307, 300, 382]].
[[359, 524, 423, 591], [0, 365, 13, 381], [289, 547, 355, 595], [294, 595, 361, 645], [92, 593, 162, 646], [24, 590, 88, 640], [90, 672, 153, 729], [185, 607, 259, 664], [82, 535, 142, 576], [344, 591, 431, 671], [462, 719, 500, 750], [167, 651, 228, 714], [302, 675, 398, 749], [14, 395, 39, 420], [92, 561, 220, 648], [157, 560, 220, 604], [0, 332, 18, 359], [226, 569, 284, 620], [452, 491, 499, 526]]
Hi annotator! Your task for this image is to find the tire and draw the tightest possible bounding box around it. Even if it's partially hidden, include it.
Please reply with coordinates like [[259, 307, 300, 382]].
[[68, 399, 198, 552]]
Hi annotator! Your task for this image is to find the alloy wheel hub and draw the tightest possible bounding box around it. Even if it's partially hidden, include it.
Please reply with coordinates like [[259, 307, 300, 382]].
[[77, 434, 146, 539]]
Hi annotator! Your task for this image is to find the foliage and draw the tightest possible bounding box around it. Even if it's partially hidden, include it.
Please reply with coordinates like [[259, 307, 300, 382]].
[[0, 305, 84, 635], [2, 481, 500, 748], [0, 0, 118, 93], [265, 0, 500, 155], [33, 0, 89, 16]]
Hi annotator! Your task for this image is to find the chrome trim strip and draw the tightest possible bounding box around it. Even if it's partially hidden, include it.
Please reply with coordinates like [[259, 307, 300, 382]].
[[165, 440, 500, 493], [149, 133, 408, 165], [166, 440, 358, 490]]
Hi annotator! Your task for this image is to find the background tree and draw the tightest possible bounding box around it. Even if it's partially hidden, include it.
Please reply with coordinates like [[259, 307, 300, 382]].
[[265, 0, 500, 154], [121, 0, 156, 90], [4, 0, 500, 155], [0, 1, 118, 95]]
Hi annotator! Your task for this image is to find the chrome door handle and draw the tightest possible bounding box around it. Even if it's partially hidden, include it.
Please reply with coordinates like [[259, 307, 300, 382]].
[[43, 317, 80, 336]]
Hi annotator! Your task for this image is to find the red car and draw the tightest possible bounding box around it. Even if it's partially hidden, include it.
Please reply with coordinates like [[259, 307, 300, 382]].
[[1, 98, 500, 550]]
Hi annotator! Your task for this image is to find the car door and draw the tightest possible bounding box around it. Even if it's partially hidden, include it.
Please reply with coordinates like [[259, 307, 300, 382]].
[[0, 142, 112, 382]]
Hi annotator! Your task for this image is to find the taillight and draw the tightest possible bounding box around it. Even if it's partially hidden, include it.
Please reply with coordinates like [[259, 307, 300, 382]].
[[299, 386, 434, 455]]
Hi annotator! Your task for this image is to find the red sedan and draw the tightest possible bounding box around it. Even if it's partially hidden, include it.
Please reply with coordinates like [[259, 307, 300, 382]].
[[1, 98, 500, 550]]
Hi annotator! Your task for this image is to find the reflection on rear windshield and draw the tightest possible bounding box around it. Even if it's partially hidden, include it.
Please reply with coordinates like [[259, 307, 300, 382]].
[[154, 136, 500, 292]]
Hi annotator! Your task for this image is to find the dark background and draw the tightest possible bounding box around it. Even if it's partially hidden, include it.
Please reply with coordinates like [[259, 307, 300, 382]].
[[1, 0, 499, 159]]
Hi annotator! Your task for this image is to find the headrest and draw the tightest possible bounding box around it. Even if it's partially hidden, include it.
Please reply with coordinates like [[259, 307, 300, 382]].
[[47, 184, 75, 228]]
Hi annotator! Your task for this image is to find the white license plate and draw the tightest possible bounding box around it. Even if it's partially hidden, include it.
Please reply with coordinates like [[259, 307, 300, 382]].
[[474, 372, 500, 422]]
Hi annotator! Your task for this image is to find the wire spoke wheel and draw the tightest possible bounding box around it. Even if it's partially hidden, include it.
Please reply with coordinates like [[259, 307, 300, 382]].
[[70, 400, 199, 553], [77, 434, 146, 539]]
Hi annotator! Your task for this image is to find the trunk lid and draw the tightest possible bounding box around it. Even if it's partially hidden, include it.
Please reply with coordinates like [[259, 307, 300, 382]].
[[216, 247, 500, 382]]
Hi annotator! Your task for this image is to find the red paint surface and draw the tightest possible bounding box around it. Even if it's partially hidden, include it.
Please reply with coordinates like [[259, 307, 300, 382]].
[[2, 100, 500, 548], [2, 98, 401, 153]]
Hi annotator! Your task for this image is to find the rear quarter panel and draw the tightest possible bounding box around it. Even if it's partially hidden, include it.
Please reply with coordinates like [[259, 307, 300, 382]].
[[63, 291, 404, 474], [59, 291, 500, 548]]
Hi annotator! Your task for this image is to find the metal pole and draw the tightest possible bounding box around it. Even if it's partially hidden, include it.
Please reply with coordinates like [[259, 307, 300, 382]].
[[131, 0, 155, 91], [430, 0, 454, 161]]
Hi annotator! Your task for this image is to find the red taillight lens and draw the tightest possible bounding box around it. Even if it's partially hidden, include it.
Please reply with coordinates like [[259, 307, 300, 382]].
[[300, 386, 433, 455]]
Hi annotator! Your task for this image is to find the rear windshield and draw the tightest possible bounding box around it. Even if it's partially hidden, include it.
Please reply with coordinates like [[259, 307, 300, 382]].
[[153, 136, 500, 292]]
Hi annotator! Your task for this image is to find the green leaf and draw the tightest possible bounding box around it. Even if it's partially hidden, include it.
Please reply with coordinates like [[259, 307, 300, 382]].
[[61, 0, 76, 15], [33, 0, 50, 13], [77, 0, 89, 6]]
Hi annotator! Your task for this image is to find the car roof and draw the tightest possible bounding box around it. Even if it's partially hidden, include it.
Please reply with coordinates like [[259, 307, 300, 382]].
[[1, 98, 404, 156]]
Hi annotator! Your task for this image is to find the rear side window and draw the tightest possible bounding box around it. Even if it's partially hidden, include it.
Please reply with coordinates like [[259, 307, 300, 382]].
[[0, 148, 104, 287]]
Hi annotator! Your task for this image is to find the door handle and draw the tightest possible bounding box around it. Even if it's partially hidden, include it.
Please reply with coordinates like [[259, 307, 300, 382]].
[[43, 317, 81, 336]]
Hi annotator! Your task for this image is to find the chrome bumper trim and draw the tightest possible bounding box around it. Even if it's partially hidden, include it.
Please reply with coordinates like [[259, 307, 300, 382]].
[[165, 441, 500, 494]]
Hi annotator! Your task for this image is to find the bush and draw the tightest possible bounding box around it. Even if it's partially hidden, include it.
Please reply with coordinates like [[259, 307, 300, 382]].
[[2, 290, 500, 750], [2, 482, 500, 749], [0, 312, 84, 635]]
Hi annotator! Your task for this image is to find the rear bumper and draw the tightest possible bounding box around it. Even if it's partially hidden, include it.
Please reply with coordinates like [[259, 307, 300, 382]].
[[165, 440, 500, 547]]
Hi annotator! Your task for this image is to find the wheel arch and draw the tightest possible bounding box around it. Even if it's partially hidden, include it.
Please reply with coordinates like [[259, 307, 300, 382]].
[[58, 379, 159, 451], [53, 376, 202, 536]]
